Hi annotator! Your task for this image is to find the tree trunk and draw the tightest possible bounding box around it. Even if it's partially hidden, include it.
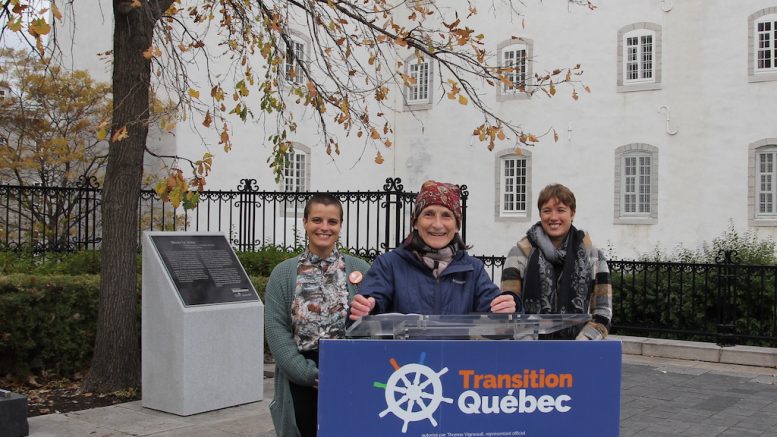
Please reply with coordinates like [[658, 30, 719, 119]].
[[83, 0, 161, 393]]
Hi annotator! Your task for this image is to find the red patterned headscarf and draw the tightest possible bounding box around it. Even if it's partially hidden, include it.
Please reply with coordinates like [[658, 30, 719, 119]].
[[412, 180, 462, 228]]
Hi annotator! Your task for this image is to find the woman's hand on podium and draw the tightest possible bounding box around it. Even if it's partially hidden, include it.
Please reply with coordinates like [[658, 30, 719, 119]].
[[349, 294, 376, 320]]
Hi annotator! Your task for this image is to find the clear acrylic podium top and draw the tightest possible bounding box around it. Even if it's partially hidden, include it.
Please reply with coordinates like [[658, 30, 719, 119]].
[[345, 313, 591, 340]]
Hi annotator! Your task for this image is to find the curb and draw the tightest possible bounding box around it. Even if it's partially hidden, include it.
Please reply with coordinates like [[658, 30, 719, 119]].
[[610, 335, 777, 368]]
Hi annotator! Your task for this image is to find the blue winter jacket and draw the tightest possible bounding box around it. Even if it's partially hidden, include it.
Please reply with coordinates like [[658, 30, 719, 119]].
[[359, 245, 502, 315]]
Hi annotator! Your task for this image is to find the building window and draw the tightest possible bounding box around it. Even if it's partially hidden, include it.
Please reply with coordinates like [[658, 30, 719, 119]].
[[625, 32, 653, 82], [284, 37, 307, 85], [748, 139, 777, 226], [281, 143, 310, 192], [617, 23, 662, 92], [757, 150, 776, 215], [614, 144, 658, 224], [749, 9, 777, 82], [282, 145, 310, 192], [278, 143, 311, 217], [497, 38, 533, 102], [494, 149, 532, 221], [404, 56, 433, 109]]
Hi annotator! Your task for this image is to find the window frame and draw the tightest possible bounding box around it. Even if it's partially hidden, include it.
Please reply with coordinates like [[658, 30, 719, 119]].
[[403, 55, 434, 110], [282, 32, 309, 86], [496, 38, 533, 102], [748, 139, 777, 226], [614, 143, 658, 224], [749, 8, 777, 82], [277, 143, 311, 217], [617, 23, 662, 92], [494, 148, 532, 222]]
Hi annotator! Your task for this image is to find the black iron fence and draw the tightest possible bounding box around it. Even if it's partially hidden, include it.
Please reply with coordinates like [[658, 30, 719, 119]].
[[478, 252, 777, 346], [0, 177, 469, 261]]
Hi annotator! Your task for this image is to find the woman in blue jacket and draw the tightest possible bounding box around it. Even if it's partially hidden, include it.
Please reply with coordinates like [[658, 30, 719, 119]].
[[349, 180, 517, 318]]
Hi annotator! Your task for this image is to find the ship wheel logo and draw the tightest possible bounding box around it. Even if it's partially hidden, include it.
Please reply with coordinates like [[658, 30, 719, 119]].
[[373, 352, 454, 433]]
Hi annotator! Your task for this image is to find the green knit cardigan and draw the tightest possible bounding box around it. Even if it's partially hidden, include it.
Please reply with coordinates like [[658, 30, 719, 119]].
[[265, 254, 371, 437]]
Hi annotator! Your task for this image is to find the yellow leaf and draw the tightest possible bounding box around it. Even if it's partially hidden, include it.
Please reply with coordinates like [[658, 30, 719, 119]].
[[96, 128, 107, 141], [51, 1, 63, 20], [458, 94, 468, 105], [154, 180, 167, 198], [211, 85, 224, 101], [28, 19, 51, 37], [549, 82, 556, 96], [8, 20, 22, 32], [169, 189, 182, 209], [188, 88, 200, 99], [111, 126, 129, 142], [374, 152, 384, 164]]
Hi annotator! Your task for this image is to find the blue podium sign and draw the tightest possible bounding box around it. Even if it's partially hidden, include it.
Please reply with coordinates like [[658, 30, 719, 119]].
[[318, 339, 621, 437]]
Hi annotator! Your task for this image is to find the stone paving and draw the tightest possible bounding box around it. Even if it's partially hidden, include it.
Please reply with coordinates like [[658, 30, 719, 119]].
[[620, 355, 777, 437], [24, 354, 777, 437]]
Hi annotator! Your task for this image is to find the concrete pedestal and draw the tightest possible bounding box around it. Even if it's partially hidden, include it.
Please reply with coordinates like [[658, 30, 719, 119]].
[[0, 391, 29, 437], [141, 232, 264, 416]]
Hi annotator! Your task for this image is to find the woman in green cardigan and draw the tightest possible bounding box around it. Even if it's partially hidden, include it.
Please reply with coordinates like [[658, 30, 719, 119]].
[[265, 193, 370, 437]]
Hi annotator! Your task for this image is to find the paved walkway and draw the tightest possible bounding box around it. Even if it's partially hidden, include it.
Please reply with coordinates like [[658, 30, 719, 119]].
[[24, 347, 777, 437]]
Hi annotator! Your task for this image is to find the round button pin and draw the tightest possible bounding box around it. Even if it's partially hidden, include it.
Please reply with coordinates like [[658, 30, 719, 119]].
[[348, 271, 363, 284]]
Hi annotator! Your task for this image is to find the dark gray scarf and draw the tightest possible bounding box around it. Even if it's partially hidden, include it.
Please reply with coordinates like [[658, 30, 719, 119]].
[[523, 222, 591, 315]]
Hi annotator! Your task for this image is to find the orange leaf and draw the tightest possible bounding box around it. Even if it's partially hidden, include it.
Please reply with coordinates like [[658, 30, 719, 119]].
[[374, 152, 384, 164]]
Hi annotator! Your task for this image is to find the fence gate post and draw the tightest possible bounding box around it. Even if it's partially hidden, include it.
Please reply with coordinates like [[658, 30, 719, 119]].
[[236, 179, 259, 252], [458, 184, 469, 245], [382, 178, 404, 251], [715, 249, 740, 346]]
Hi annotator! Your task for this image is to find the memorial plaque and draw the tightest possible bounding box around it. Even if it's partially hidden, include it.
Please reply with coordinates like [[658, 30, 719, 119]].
[[150, 235, 258, 306]]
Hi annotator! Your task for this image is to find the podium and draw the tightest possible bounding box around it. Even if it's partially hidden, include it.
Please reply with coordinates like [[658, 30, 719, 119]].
[[318, 314, 621, 437], [345, 313, 592, 340]]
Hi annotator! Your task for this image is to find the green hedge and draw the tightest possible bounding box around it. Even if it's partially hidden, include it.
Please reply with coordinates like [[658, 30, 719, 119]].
[[0, 274, 269, 377], [0, 248, 302, 277]]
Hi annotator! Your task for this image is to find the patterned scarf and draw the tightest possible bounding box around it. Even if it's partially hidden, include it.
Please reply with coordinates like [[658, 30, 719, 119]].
[[403, 230, 465, 278], [291, 248, 348, 351], [523, 222, 591, 315]]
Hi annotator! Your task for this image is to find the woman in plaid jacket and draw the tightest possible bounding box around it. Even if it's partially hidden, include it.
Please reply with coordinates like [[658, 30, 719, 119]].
[[501, 183, 612, 339]]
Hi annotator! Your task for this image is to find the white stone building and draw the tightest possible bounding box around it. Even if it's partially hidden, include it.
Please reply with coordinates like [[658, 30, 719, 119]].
[[52, 0, 777, 262]]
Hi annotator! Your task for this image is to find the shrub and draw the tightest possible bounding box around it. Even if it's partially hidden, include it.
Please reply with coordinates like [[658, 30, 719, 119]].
[[0, 274, 270, 377], [0, 250, 106, 275], [612, 223, 777, 345], [237, 246, 303, 276], [635, 222, 776, 265], [0, 274, 102, 376]]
